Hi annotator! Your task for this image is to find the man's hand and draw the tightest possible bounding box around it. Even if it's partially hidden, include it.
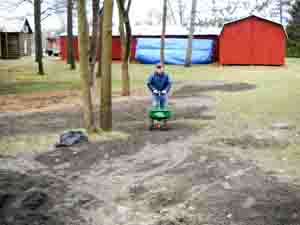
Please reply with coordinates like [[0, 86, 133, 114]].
[[162, 90, 167, 95], [153, 89, 159, 94]]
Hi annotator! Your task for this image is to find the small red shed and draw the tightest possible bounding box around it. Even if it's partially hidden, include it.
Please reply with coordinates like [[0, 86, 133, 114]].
[[219, 15, 286, 65]]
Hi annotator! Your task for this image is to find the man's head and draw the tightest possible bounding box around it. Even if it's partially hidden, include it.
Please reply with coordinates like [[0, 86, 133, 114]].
[[155, 63, 164, 75]]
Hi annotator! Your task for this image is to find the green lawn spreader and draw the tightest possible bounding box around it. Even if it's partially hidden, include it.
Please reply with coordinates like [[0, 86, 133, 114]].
[[148, 106, 172, 130]]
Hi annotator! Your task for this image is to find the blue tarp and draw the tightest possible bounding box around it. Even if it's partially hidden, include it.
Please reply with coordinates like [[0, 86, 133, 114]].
[[135, 38, 214, 65]]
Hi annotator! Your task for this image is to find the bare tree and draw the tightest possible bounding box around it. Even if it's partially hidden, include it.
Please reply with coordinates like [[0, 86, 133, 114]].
[[77, 0, 95, 133], [67, 0, 76, 70], [34, 0, 45, 75], [100, 0, 113, 131], [177, 0, 187, 25], [116, 0, 132, 96], [90, 0, 100, 86], [97, 7, 104, 124], [185, 0, 197, 67], [160, 0, 167, 65]]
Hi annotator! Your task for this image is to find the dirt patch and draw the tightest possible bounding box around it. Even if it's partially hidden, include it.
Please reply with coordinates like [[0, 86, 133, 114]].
[[215, 129, 291, 149], [0, 81, 299, 225], [0, 90, 81, 113], [0, 169, 95, 225], [0, 88, 147, 113], [173, 81, 256, 97]]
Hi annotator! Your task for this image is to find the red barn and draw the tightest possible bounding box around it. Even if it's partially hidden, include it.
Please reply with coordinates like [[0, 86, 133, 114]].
[[219, 15, 286, 65]]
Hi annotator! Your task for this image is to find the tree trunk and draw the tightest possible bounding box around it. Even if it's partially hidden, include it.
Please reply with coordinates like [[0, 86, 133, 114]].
[[185, 0, 197, 67], [77, 0, 95, 133], [160, 0, 167, 66], [67, 0, 76, 70], [121, 61, 130, 95], [90, 0, 100, 86], [178, 0, 185, 26], [97, 10, 104, 80], [97, 8, 104, 127], [100, 0, 113, 131], [117, 0, 132, 96], [34, 0, 45, 75]]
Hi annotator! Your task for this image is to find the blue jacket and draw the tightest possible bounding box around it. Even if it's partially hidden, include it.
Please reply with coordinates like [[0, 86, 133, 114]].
[[147, 72, 172, 93]]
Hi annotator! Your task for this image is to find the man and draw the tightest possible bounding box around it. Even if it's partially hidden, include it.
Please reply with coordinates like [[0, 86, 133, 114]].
[[147, 63, 172, 108]]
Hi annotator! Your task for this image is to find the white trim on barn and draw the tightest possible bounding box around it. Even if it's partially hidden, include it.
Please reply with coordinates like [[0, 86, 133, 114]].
[[221, 14, 287, 37], [59, 25, 221, 37]]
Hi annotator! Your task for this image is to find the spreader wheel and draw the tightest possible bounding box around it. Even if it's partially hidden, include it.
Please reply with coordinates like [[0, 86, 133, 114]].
[[149, 119, 155, 131], [161, 120, 169, 131]]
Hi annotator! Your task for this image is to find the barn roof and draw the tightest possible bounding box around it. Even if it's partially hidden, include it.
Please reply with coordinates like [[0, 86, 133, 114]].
[[0, 17, 32, 33], [223, 15, 282, 26], [59, 25, 221, 37], [221, 14, 286, 33], [221, 15, 287, 36]]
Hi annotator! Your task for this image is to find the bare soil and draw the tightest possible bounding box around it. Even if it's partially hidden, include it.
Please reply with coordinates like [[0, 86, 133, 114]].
[[1, 81, 300, 225]]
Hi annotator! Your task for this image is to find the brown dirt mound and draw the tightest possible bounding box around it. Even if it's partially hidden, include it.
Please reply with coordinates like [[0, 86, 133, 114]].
[[173, 81, 256, 98], [0, 170, 95, 225], [215, 129, 290, 149]]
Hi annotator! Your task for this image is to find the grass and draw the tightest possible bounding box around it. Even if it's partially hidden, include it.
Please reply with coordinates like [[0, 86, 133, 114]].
[[0, 57, 149, 95], [0, 132, 58, 156]]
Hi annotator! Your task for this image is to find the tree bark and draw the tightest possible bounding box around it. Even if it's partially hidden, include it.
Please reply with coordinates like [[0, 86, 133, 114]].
[[34, 0, 45, 75], [77, 0, 95, 133], [185, 0, 197, 67], [90, 0, 100, 86], [67, 0, 76, 70], [117, 0, 132, 96], [160, 0, 167, 66], [97, 8, 104, 127], [100, 0, 113, 131], [97, 10, 104, 80]]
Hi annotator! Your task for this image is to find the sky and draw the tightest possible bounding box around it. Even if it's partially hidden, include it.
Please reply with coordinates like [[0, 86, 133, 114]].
[[0, 0, 291, 32]]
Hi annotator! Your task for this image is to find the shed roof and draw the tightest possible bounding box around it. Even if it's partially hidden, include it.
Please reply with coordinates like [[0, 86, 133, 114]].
[[221, 15, 287, 36], [59, 25, 221, 37], [0, 17, 32, 33]]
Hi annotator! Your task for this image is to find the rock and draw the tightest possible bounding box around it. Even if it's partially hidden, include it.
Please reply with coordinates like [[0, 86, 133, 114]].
[[159, 208, 169, 214], [221, 182, 232, 190], [53, 162, 71, 170], [20, 189, 48, 210], [272, 123, 293, 130], [0, 191, 13, 208], [178, 203, 186, 209], [188, 206, 196, 211], [104, 153, 109, 160], [242, 196, 256, 209], [199, 156, 208, 163], [128, 183, 146, 196]]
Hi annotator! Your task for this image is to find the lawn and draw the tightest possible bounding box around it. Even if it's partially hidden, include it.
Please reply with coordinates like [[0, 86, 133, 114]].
[[1, 57, 300, 123]]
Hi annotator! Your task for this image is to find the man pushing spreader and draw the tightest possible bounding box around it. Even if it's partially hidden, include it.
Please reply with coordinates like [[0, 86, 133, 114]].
[[147, 63, 172, 130]]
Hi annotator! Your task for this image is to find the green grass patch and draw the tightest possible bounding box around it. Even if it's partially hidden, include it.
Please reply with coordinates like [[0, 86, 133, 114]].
[[89, 130, 130, 142], [0, 133, 58, 156]]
